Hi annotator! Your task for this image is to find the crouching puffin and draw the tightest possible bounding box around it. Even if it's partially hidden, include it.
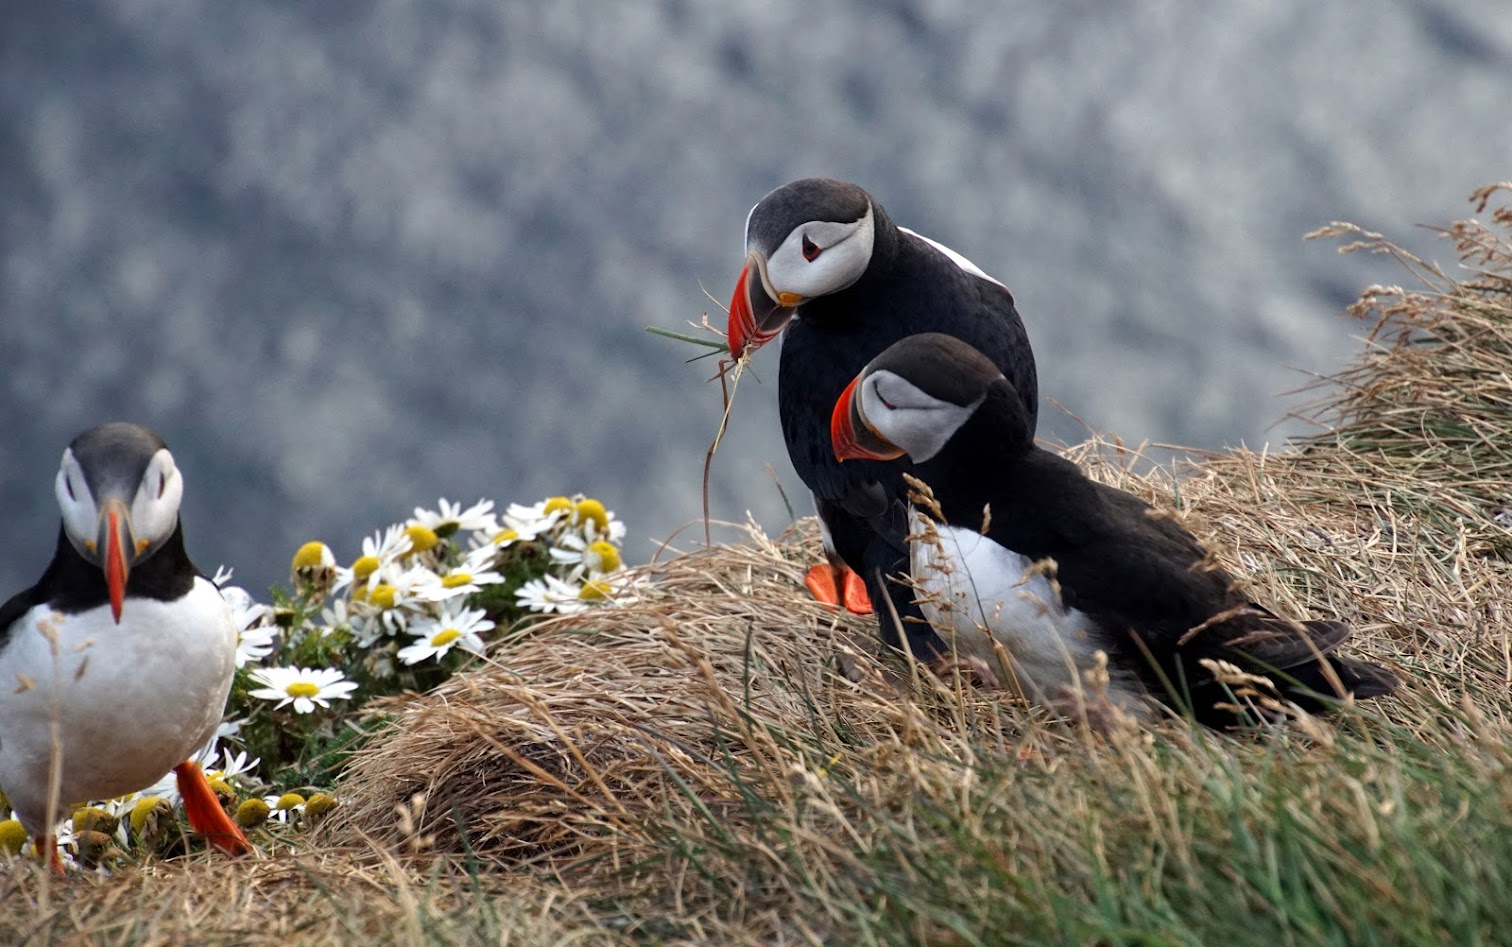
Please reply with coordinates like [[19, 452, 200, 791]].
[[0, 423, 250, 867], [727, 178, 1037, 660], [830, 335, 1397, 726]]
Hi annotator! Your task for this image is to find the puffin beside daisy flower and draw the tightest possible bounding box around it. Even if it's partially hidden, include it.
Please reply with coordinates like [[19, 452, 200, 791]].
[[0, 423, 251, 868]]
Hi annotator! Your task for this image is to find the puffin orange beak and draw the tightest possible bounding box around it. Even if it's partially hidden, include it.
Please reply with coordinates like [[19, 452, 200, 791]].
[[831, 375, 905, 463], [728, 251, 800, 356], [97, 498, 132, 624]]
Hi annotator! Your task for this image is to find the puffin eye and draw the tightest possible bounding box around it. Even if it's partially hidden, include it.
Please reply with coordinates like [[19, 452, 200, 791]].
[[65, 477, 76, 501], [801, 235, 822, 262], [157, 472, 167, 498]]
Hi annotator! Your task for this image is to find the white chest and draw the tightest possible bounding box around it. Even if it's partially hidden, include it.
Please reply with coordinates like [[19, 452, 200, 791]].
[[909, 515, 1143, 710], [0, 578, 237, 828]]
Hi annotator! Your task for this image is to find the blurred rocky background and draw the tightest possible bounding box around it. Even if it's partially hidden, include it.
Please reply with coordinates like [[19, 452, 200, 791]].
[[3, 1, 1508, 595]]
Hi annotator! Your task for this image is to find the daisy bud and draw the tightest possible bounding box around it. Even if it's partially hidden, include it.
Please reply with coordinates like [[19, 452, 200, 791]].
[[304, 793, 337, 822], [574, 498, 609, 531], [0, 819, 26, 855], [234, 798, 271, 830], [130, 796, 173, 845], [403, 524, 441, 553], [208, 777, 238, 814], [75, 830, 124, 869], [368, 584, 397, 610], [579, 580, 612, 602], [543, 496, 574, 518], [71, 805, 118, 836], [291, 541, 337, 598], [351, 555, 382, 582], [274, 792, 307, 812], [585, 541, 621, 574], [130, 798, 175, 847]]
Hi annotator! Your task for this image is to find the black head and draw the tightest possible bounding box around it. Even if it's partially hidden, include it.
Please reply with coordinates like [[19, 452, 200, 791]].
[[832, 333, 1030, 464], [55, 422, 184, 621], [728, 178, 882, 355]]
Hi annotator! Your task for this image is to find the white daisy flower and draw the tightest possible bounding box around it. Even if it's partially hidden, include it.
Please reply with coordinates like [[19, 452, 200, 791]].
[[220, 586, 277, 667], [211, 564, 235, 587], [332, 525, 414, 595], [568, 497, 627, 545], [347, 565, 433, 636], [248, 666, 358, 714], [207, 748, 260, 785], [516, 574, 589, 615], [220, 585, 267, 626], [234, 623, 277, 668], [318, 598, 353, 638], [415, 546, 506, 601], [411, 498, 498, 539], [548, 535, 624, 580], [317, 598, 377, 649], [576, 571, 643, 607], [264, 792, 307, 824], [398, 605, 494, 665], [499, 499, 571, 542]]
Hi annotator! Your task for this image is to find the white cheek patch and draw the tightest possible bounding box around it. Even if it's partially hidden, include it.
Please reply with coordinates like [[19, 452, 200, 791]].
[[764, 205, 876, 300], [55, 451, 99, 554], [861, 372, 978, 464], [130, 450, 184, 553]]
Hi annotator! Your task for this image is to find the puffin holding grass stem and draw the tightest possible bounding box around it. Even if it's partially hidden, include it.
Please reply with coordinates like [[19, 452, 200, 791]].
[[830, 334, 1397, 727], [0, 423, 250, 869], [728, 178, 1037, 660]]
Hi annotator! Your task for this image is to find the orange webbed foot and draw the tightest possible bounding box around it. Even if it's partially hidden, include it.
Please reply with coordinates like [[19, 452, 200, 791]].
[[803, 563, 873, 615], [174, 761, 252, 856]]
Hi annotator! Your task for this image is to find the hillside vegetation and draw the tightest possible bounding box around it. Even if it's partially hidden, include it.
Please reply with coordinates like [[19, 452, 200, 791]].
[[4, 185, 1511, 945]]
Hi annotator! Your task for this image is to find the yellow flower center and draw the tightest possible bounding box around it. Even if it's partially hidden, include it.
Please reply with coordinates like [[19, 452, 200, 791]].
[[369, 584, 396, 609], [543, 496, 574, 517], [579, 580, 612, 601], [0, 819, 27, 855], [575, 498, 609, 531], [304, 793, 337, 820], [403, 524, 440, 554], [291, 541, 332, 571], [274, 792, 306, 811], [492, 528, 518, 544], [286, 682, 320, 699], [235, 798, 271, 829], [352, 555, 381, 580], [130, 796, 171, 834], [431, 627, 461, 647], [441, 572, 472, 589], [586, 541, 621, 573]]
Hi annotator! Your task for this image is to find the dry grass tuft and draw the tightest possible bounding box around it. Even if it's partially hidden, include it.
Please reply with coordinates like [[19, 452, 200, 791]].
[[8, 185, 1512, 944]]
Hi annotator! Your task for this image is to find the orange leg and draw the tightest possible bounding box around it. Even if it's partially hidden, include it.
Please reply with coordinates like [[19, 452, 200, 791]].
[[43, 833, 64, 875], [803, 563, 873, 615], [174, 761, 252, 856]]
